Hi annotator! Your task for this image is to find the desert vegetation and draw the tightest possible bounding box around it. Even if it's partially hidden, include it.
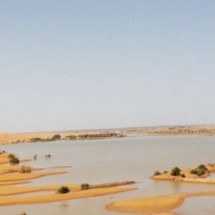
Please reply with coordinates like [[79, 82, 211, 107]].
[[19, 166, 32, 173], [170, 167, 181, 176], [9, 156, 20, 165], [81, 183, 90, 190], [57, 186, 70, 194]]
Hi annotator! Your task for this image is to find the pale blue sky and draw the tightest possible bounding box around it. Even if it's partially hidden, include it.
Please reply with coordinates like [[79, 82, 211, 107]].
[[0, 0, 215, 132]]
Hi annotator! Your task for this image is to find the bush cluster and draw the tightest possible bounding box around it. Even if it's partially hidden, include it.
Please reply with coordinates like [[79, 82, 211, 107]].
[[190, 164, 208, 177]]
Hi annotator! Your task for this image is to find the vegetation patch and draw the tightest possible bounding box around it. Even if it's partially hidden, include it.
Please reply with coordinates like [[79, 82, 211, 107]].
[[51, 134, 61, 141], [170, 167, 181, 176], [20, 166, 32, 173], [10, 157, 20, 165], [8, 154, 15, 159], [198, 164, 208, 171], [154, 171, 161, 176], [197, 169, 206, 177], [57, 186, 70, 194], [81, 183, 90, 190], [190, 169, 198, 174]]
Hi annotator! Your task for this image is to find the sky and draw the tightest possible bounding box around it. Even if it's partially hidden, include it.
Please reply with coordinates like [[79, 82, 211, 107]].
[[0, 0, 215, 133]]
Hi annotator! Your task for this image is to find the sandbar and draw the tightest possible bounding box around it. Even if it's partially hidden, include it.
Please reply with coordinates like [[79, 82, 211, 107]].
[[0, 186, 135, 206], [107, 190, 215, 214], [152, 164, 215, 184]]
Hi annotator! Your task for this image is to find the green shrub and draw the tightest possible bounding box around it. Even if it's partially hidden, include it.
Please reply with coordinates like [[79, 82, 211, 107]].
[[190, 169, 197, 174], [163, 170, 168, 174], [198, 164, 208, 171], [154, 171, 161, 176], [8, 154, 15, 159], [58, 186, 70, 194], [10, 157, 20, 165], [197, 169, 206, 177], [81, 183, 90, 190], [30, 137, 42, 142], [19, 166, 32, 173], [51, 134, 61, 141], [170, 167, 181, 176]]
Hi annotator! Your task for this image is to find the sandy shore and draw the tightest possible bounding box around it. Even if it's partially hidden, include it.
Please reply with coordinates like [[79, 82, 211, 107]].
[[0, 129, 124, 144], [1, 124, 215, 144]]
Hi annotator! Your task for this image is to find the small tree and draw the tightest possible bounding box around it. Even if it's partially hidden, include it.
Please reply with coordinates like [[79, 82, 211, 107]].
[[8, 154, 15, 159], [190, 169, 197, 174], [197, 169, 206, 177], [58, 186, 70, 194], [170, 167, 181, 176], [81, 183, 90, 190], [51, 134, 61, 141], [154, 171, 161, 176], [20, 166, 32, 173], [10, 157, 20, 165], [198, 164, 208, 171]]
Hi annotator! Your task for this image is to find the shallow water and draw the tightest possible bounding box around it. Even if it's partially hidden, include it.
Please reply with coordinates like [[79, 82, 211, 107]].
[[1, 135, 215, 214]]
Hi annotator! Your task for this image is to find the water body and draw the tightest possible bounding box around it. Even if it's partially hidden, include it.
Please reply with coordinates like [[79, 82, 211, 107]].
[[1, 135, 215, 215]]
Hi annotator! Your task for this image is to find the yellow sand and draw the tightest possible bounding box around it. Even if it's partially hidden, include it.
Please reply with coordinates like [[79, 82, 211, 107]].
[[0, 132, 58, 144], [107, 195, 183, 214], [0, 166, 42, 175], [0, 186, 135, 206], [0, 184, 81, 195], [0, 130, 117, 144], [0, 171, 66, 182], [107, 191, 215, 214], [0, 181, 30, 186]]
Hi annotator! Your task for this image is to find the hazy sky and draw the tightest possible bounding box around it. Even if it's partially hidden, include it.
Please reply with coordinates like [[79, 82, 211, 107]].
[[0, 0, 215, 132]]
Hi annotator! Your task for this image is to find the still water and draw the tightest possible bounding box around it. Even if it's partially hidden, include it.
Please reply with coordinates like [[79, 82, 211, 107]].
[[0, 135, 215, 215]]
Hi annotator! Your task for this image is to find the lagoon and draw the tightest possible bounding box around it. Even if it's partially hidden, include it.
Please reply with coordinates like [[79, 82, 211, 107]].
[[1, 135, 215, 215]]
